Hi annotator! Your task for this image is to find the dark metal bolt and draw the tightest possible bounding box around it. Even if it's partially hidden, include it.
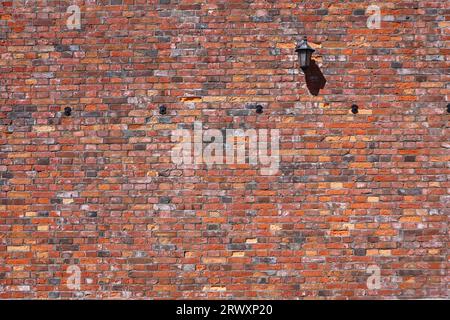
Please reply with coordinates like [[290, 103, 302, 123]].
[[256, 105, 263, 114], [159, 105, 167, 115], [351, 104, 359, 114], [64, 107, 72, 116]]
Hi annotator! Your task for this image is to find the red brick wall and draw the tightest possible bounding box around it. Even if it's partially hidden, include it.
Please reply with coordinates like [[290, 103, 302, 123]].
[[0, 0, 448, 299]]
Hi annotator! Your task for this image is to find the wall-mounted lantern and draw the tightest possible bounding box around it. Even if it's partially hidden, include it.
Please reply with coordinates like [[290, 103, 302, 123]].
[[295, 36, 315, 71]]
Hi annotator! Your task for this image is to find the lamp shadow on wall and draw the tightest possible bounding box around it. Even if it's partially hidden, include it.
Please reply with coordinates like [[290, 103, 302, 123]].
[[304, 60, 326, 96]]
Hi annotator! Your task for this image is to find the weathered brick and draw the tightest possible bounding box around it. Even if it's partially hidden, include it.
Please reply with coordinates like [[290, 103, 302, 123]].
[[0, 0, 446, 301]]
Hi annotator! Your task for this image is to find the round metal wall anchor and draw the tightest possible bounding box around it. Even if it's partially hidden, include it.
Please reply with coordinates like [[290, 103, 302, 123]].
[[447, 103, 450, 114], [256, 105, 263, 114], [159, 105, 167, 115], [64, 107, 72, 116], [351, 104, 359, 114]]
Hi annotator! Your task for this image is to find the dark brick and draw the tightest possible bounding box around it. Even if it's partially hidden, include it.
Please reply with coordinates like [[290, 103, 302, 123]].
[[37, 158, 50, 165], [353, 9, 366, 15]]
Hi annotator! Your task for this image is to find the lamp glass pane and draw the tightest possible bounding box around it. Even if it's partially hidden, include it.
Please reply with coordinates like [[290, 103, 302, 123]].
[[305, 51, 313, 67], [298, 52, 306, 68]]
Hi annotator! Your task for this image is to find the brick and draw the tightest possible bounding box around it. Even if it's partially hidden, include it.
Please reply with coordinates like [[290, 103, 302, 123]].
[[0, 0, 446, 301], [202, 257, 226, 264], [202, 286, 226, 292], [232, 252, 245, 257], [33, 125, 55, 132], [7, 246, 30, 252]]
